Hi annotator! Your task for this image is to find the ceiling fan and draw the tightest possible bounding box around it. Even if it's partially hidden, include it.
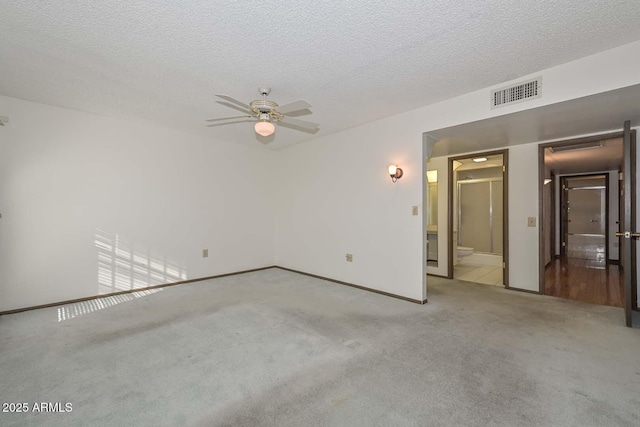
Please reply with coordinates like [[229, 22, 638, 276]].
[[206, 87, 319, 137]]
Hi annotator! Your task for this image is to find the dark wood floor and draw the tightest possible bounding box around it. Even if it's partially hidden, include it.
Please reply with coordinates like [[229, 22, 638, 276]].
[[544, 258, 623, 307]]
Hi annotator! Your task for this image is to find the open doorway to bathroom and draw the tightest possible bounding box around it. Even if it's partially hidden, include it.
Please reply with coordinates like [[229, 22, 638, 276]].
[[448, 150, 508, 287]]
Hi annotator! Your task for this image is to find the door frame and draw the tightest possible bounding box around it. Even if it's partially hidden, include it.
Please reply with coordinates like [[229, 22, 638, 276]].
[[447, 149, 509, 286], [537, 130, 632, 295], [621, 121, 638, 325], [559, 173, 609, 263]]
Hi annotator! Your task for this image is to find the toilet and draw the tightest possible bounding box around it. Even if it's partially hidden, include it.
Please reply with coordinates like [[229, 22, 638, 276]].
[[452, 230, 474, 264], [457, 246, 474, 261]]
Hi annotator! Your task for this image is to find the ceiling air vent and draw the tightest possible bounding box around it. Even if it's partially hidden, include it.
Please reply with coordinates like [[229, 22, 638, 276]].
[[491, 77, 541, 109]]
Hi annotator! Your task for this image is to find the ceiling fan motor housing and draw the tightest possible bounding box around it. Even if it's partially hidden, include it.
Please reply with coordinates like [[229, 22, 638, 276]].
[[250, 100, 281, 120]]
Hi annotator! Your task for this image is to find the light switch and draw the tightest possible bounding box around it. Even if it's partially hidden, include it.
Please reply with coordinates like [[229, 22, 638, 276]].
[[412, 206, 419, 216], [527, 217, 536, 227]]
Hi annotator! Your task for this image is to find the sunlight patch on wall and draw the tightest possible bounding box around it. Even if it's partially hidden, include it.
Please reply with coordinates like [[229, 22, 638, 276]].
[[95, 229, 187, 295]]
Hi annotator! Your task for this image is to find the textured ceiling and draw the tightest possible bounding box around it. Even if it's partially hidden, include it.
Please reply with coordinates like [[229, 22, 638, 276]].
[[1, 1, 640, 149]]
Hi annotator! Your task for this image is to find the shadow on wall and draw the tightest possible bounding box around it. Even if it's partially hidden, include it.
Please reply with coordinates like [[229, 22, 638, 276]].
[[94, 229, 188, 295]]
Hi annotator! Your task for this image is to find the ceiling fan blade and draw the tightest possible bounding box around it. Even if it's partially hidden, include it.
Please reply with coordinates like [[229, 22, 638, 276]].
[[276, 100, 311, 115], [216, 101, 254, 115], [206, 120, 255, 127], [216, 95, 250, 109], [206, 115, 253, 122], [280, 116, 319, 131]]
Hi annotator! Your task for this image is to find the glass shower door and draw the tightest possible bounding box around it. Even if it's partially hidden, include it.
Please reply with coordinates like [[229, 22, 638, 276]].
[[458, 182, 492, 252], [565, 176, 606, 265], [458, 180, 503, 254]]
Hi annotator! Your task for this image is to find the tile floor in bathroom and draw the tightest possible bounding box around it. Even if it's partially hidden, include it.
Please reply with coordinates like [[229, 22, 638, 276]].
[[454, 260, 503, 286]]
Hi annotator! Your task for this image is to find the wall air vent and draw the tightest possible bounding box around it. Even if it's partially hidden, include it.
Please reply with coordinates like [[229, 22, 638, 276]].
[[491, 77, 541, 109], [548, 141, 603, 153]]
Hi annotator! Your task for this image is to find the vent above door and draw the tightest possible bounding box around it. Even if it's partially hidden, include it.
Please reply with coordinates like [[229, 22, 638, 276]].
[[548, 140, 603, 153], [491, 77, 542, 109]]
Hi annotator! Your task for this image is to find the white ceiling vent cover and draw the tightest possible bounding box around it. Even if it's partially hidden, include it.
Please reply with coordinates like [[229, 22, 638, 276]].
[[491, 77, 542, 109]]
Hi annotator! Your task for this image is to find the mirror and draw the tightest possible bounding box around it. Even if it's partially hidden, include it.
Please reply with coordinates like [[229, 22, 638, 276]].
[[426, 167, 438, 266]]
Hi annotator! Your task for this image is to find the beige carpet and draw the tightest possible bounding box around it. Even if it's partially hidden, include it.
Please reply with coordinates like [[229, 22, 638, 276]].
[[1, 268, 639, 426]]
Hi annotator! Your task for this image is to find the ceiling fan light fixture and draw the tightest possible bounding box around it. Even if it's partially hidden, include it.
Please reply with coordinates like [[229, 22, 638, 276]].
[[209, 89, 317, 142], [255, 119, 275, 137]]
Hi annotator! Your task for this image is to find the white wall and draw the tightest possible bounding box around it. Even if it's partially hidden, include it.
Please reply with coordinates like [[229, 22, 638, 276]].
[[506, 144, 540, 290], [0, 96, 277, 311], [275, 40, 640, 300], [274, 117, 424, 301], [3, 40, 640, 310]]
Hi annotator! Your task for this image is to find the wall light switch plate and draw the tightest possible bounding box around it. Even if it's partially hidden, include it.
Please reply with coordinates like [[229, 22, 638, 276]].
[[412, 206, 419, 216], [202, 249, 209, 258], [527, 217, 536, 227], [346, 253, 353, 262]]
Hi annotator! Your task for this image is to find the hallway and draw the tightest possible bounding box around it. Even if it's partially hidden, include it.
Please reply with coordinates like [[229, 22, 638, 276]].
[[544, 258, 623, 307]]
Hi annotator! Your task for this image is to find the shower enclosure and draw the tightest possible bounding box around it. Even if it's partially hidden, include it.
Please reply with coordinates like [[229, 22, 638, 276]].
[[458, 179, 503, 255]]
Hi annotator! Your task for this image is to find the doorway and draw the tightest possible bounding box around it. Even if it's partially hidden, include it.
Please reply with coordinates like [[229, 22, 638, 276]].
[[539, 133, 628, 308], [448, 150, 508, 286]]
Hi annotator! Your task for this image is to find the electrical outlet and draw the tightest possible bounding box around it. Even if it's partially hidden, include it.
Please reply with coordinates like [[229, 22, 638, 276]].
[[412, 205, 419, 216], [202, 249, 209, 258], [346, 253, 353, 262], [527, 217, 536, 227]]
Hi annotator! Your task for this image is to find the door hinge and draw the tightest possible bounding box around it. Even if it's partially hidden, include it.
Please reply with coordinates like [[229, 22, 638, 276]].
[[502, 262, 506, 269], [502, 165, 506, 173], [616, 231, 640, 239]]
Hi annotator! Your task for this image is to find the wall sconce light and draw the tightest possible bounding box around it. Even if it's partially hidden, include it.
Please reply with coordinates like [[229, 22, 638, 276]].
[[426, 170, 438, 183], [388, 164, 403, 183]]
